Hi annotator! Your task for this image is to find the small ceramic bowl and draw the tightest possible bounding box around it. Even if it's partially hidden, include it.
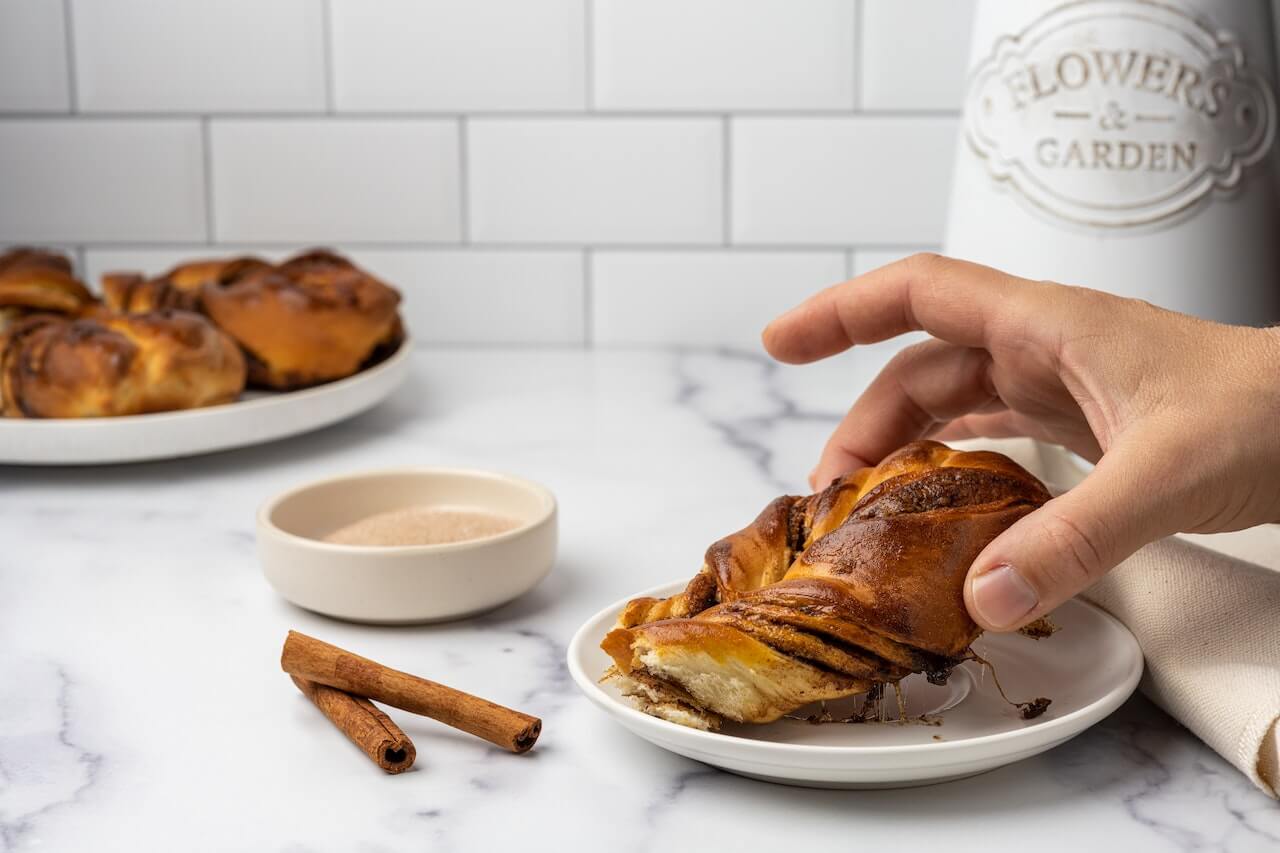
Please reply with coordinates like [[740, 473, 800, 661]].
[[257, 468, 557, 624]]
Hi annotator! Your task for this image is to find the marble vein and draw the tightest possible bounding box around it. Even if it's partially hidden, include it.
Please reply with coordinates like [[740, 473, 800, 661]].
[[0, 665, 103, 853], [672, 348, 843, 494]]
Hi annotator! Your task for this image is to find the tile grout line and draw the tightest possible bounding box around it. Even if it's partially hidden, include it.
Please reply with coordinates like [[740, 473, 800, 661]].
[[54, 240, 932, 253], [584, 0, 595, 110], [320, 0, 336, 113], [0, 109, 962, 121], [458, 117, 470, 244], [582, 249, 593, 347], [721, 116, 732, 247], [61, 0, 79, 112], [201, 117, 216, 244], [852, 0, 864, 112], [845, 249, 855, 280]]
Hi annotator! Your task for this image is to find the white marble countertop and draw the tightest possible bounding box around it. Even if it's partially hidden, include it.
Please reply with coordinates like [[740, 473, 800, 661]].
[[2, 347, 1276, 853]]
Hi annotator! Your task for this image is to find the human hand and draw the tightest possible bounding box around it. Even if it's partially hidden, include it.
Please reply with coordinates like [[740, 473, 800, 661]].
[[762, 253, 1280, 632]]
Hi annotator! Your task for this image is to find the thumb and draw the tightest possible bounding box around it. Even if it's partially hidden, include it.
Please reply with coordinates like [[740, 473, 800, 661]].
[[963, 446, 1174, 631]]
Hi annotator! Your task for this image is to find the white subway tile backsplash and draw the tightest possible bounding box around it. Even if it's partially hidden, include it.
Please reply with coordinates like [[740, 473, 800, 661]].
[[731, 117, 958, 245], [593, 0, 855, 111], [860, 0, 976, 110], [345, 249, 584, 344], [592, 251, 844, 346], [209, 120, 461, 243], [0, 2, 979, 347], [331, 0, 585, 111], [0, 0, 70, 111], [469, 119, 722, 244], [70, 0, 326, 113], [84, 246, 584, 345], [0, 120, 206, 242]]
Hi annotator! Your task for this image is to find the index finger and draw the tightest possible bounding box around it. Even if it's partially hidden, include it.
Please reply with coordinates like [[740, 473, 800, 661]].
[[762, 253, 1037, 364]]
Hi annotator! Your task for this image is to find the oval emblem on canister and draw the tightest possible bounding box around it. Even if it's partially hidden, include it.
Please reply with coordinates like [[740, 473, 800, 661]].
[[965, 0, 1276, 228]]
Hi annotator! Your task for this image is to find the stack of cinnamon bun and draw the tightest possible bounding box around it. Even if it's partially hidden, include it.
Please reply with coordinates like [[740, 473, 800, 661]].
[[0, 247, 403, 418]]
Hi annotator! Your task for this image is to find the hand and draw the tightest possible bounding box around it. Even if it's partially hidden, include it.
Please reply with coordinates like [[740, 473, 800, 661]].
[[762, 253, 1280, 632]]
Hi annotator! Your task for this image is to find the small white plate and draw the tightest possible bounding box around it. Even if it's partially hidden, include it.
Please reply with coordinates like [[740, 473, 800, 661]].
[[568, 580, 1143, 789], [0, 340, 411, 466]]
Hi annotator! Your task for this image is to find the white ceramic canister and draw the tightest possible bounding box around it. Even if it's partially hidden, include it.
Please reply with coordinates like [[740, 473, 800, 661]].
[[944, 0, 1280, 325]]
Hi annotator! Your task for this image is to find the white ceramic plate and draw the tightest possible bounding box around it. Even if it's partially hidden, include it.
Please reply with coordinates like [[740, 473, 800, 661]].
[[0, 340, 411, 466], [569, 580, 1143, 789]]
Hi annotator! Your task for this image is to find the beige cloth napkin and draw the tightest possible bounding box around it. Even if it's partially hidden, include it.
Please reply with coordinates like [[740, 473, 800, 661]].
[[952, 438, 1280, 798]]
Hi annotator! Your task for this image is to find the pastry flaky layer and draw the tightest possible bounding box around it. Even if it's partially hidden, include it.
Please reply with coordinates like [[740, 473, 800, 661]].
[[601, 441, 1052, 730]]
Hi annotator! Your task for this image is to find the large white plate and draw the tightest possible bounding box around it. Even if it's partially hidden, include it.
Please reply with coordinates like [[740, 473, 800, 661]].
[[569, 580, 1143, 789], [0, 340, 412, 466]]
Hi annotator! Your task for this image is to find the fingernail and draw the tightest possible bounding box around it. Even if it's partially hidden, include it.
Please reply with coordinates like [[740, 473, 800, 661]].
[[971, 565, 1038, 629]]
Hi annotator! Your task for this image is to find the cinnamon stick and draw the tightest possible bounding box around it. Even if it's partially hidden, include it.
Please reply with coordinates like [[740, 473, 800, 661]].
[[281, 631, 541, 754], [291, 676, 417, 774]]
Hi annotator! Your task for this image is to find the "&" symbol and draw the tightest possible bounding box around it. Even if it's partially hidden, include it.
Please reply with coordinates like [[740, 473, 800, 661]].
[[1099, 100, 1128, 131]]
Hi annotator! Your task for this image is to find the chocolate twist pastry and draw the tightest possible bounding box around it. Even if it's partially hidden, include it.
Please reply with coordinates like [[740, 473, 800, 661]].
[[103, 249, 402, 390], [0, 310, 245, 418], [601, 441, 1052, 730]]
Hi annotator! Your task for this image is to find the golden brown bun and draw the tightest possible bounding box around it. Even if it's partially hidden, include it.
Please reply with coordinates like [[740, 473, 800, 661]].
[[106, 249, 402, 390], [0, 310, 246, 418], [200, 249, 402, 389], [602, 441, 1052, 727], [0, 248, 94, 315]]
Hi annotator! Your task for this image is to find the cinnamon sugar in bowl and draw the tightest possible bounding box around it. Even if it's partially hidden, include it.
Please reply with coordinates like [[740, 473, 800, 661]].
[[323, 506, 521, 547], [257, 468, 556, 623]]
